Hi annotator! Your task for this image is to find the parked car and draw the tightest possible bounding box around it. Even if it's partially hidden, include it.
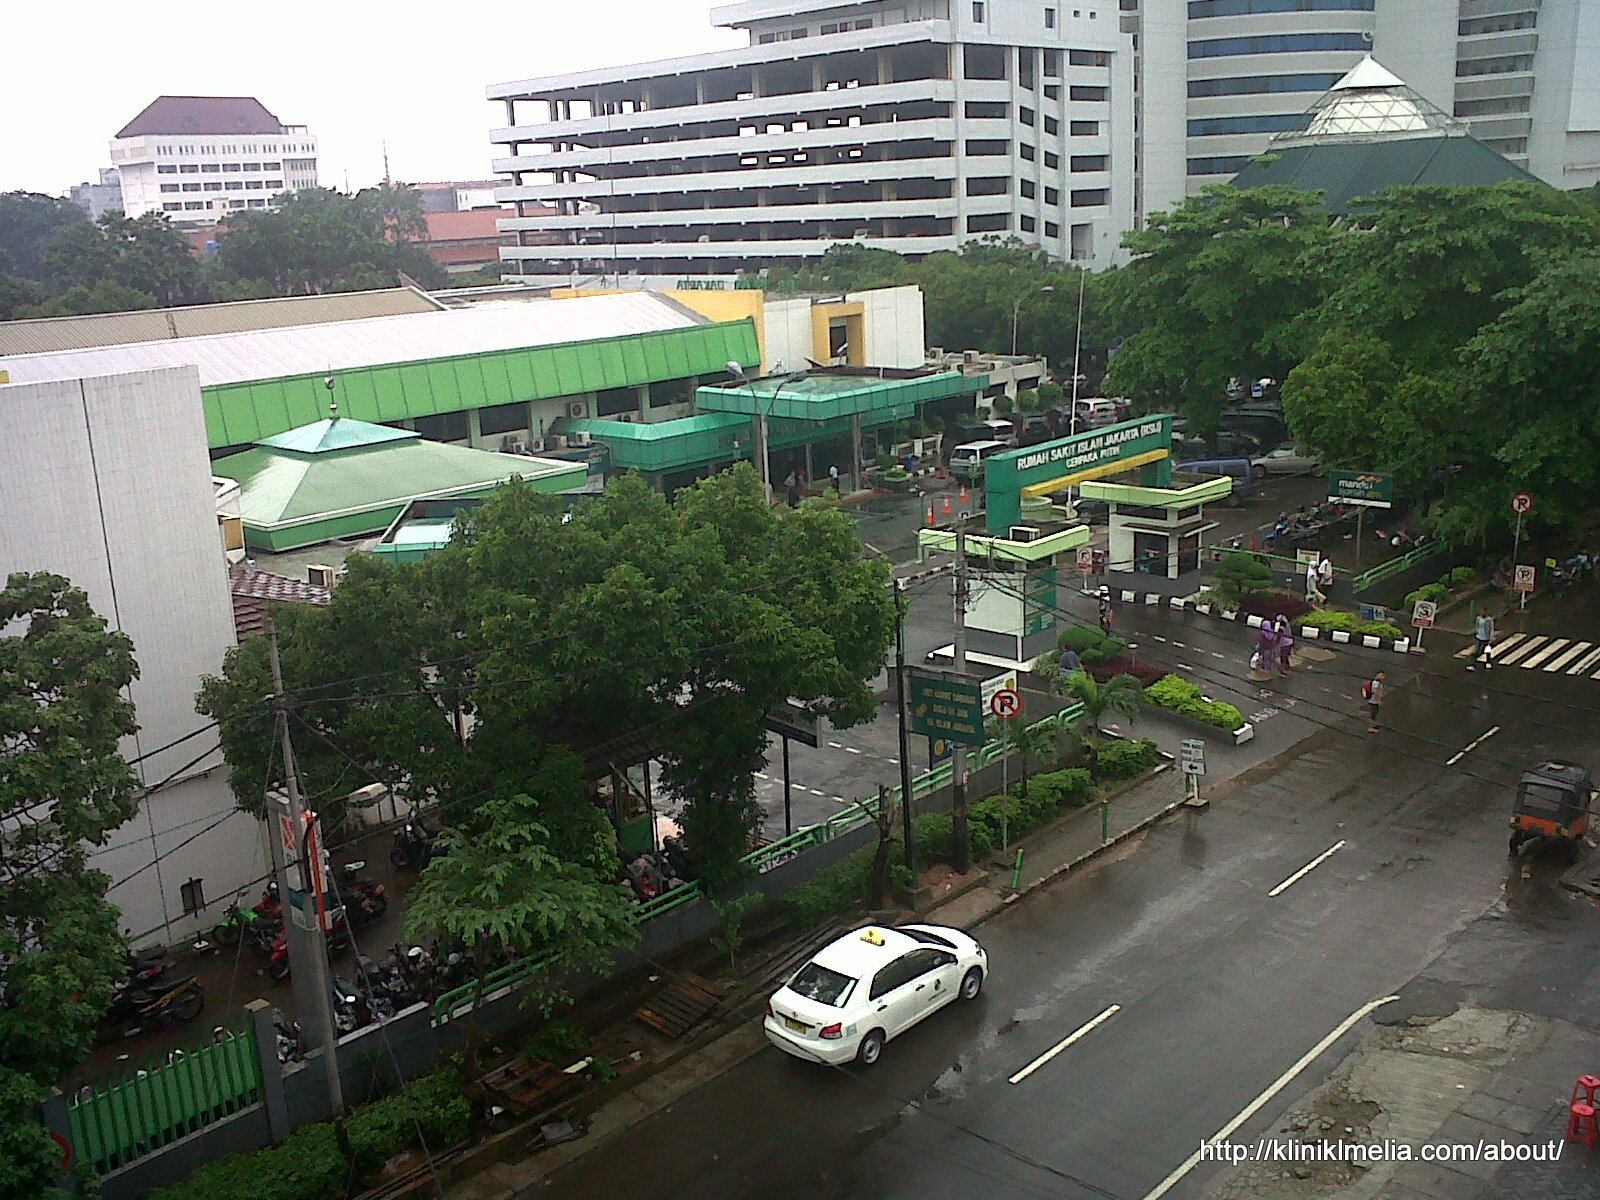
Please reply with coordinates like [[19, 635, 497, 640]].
[[764, 924, 987, 1067], [1018, 413, 1054, 446], [1250, 445, 1322, 478], [948, 439, 1009, 483]]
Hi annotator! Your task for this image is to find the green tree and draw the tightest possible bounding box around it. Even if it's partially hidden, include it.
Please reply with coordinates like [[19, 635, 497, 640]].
[[1052, 669, 1144, 779], [0, 573, 143, 1199], [211, 185, 447, 296], [400, 792, 637, 1068], [42, 211, 204, 306], [999, 713, 1057, 803], [13, 279, 158, 318], [1104, 185, 1334, 433], [0, 192, 89, 283]]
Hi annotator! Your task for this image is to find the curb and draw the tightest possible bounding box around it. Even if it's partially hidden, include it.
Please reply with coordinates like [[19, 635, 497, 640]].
[[1187, 600, 1411, 656], [1006, 795, 1188, 906]]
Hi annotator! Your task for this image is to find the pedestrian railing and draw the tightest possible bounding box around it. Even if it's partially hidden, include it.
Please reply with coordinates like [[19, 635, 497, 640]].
[[1351, 541, 1441, 593], [68, 1022, 262, 1175], [430, 699, 1085, 1023]]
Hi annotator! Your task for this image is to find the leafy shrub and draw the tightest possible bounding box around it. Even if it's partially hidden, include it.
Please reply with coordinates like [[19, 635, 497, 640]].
[[875, 452, 896, 470], [780, 846, 873, 928], [1300, 610, 1405, 642], [1237, 592, 1312, 621], [1144, 674, 1246, 732], [346, 1067, 471, 1173], [1447, 566, 1476, 588], [917, 810, 995, 864], [1026, 768, 1094, 811], [1097, 739, 1160, 780], [1403, 582, 1449, 609], [1057, 624, 1127, 667], [1211, 552, 1273, 608], [1090, 654, 1167, 689]]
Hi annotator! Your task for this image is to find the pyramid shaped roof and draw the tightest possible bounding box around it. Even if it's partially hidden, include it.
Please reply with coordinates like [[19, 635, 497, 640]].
[[1276, 56, 1466, 146], [258, 416, 417, 454]]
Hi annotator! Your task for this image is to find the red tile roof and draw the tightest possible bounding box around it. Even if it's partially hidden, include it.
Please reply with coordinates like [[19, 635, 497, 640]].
[[117, 96, 287, 139], [423, 209, 514, 241], [229, 567, 332, 640]]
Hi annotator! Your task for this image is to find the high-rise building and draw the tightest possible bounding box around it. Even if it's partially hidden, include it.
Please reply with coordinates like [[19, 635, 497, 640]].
[[70, 167, 124, 219], [109, 96, 319, 224], [488, 0, 1136, 285], [1125, 0, 1599, 217]]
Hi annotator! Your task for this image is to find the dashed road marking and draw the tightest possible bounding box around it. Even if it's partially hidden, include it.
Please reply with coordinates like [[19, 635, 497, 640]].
[[1446, 725, 1501, 766], [1268, 840, 1346, 897], [1008, 1004, 1122, 1085]]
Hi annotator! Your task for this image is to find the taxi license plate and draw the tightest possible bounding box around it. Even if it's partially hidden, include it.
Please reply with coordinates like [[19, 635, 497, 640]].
[[783, 1016, 808, 1034]]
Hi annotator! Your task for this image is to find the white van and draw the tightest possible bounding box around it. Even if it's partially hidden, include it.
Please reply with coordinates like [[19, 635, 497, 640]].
[[1072, 398, 1129, 430], [977, 418, 1017, 447], [948, 440, 1009, 482]]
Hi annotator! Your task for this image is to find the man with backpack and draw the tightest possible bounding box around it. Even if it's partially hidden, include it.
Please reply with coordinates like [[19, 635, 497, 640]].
[[1468, 610, 1494, 671], [1362, 671, 1386, 733]]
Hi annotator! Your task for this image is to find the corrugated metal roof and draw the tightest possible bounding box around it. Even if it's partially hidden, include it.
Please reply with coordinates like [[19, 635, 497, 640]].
[[0, 293, 707, 387], [0, 288, 445, 356]]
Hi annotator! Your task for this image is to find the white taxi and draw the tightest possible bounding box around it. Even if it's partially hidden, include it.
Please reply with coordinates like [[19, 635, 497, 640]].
[[763, 923, 987, 1067]]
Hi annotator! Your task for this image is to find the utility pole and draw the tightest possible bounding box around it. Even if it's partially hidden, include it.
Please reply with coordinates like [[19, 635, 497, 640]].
[[951, 521, 972, 874], [266, 625, 344, 1119], [894, 579, 917, 875]]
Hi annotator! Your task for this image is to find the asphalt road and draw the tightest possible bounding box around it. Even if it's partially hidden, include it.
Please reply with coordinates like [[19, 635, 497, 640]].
[[527, 616, 1600, 1200]]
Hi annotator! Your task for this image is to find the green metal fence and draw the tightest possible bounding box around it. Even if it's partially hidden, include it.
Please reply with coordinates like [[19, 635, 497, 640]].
[[430, 700, 1085, 1022], [1351, 541, 1441, 593], [68, 1022, 263, 1175]]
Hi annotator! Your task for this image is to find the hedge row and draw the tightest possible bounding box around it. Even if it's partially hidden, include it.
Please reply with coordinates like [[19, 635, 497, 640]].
[[153, 1067, 470, 1200], [1404, 565, 1478, 612], [1299, 610, 1406, 642], [1144, 675, 1246, 733]]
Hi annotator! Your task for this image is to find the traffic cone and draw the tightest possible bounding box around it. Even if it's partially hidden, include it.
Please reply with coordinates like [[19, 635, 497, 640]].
[[926, 501, 936, 526], [959, 486, 969, 507], [941, 494, 953, 517]]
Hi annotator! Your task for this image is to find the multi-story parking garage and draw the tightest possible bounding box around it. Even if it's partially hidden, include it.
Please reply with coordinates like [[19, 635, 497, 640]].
[[488, 0, 1136, 285]]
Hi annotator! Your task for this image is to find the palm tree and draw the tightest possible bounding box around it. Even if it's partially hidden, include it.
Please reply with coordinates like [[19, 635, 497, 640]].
[[1053, 669, 1144, 779], [1001, 714, 1057, 802]]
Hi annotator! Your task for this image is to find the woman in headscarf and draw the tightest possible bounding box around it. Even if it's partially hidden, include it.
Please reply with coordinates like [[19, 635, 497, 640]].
[[1253, 619, 1278, 675], [1273, 613, 1295, 676]]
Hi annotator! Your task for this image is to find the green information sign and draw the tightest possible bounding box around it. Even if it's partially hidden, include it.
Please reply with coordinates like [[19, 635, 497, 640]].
[[907, 673, 986, 746], [1023, 566, 1058, 637], [1328, 470, 1394, 509]]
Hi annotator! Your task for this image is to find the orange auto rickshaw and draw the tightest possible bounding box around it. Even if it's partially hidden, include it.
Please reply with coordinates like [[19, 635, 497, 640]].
[[1509, 761, 1594, 859]]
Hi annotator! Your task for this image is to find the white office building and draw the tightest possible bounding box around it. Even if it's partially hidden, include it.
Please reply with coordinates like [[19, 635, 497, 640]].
[[1125, 0, 1599, 215], [110, 96, 320, 223], [488, 0, 1136, 284]]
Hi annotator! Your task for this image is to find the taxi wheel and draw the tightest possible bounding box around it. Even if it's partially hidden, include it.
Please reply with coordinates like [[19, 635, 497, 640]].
[[856, 1029, 885, 1067], [960, 967, 984, 1001]]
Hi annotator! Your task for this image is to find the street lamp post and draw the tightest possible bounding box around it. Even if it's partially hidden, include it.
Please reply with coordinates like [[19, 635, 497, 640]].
[[1010, 285, 1055, 357], [726, 362, 807, 503], [1068, 268, 1087, 438]]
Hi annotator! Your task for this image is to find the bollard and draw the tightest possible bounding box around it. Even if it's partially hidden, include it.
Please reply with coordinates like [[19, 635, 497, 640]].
[[1011, 848, 1025, 891], [1101, 799, 1110, 844]]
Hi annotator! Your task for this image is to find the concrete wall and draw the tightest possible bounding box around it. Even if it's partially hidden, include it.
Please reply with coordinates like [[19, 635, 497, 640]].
[[0, 368, 259, 947]]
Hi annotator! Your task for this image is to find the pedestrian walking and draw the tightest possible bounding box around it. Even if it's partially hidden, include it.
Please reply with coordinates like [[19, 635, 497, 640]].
[[1305, 559, 1325, 605], [1469, 610, 1495, 670], [1317, 554, 1334, 596], [1362, 671, 1386, 732], [828, 463, 841, 492], [1057, 646, 1083, 683], [1253, 621, 1278, 676], [1273, 613, 1295, 676], [1097, 585, 1114, 634]]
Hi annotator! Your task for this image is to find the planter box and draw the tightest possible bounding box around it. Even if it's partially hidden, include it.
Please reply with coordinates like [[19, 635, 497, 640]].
[[1148, 704, 1255, 746]]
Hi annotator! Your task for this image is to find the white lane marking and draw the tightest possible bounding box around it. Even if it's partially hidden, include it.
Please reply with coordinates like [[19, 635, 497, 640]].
[[1545, 642, 1592, 672], [1485, 633, 1524, 662], [755, 772, 769, 780], [831, 795, 848, 803], [1267, 840, 1346, 897], [1008, 1004, 1122, 1085], [828, 741, 846, 749], [844, 746, 862, 755], [1446, 724, 1501, 766], [808, 788, 828, 797], [1212, 652, 1226, 659], [1569, 647, 1600, 676], [1521, 637, 1571, 669], [886, 758, 900, 766], [1496, 635, 1547, 666], [1455, 643, 1474, 659], [1139, 995, 1400, 1200]]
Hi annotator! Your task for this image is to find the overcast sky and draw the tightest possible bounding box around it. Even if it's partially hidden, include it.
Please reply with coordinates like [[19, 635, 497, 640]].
[[5, 0, 745, 197]]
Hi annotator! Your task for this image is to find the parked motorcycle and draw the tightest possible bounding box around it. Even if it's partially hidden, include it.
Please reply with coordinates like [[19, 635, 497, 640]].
[[99, 975, 205, 1039], [389, 816, 447, 869], [329, 976, 372, 1034], [336, 867, 388, 929], [123, 949, 168, 989], [271, 1009, 303, 1063], [209, 895, 279, 952], [267, 904, 351, 980]]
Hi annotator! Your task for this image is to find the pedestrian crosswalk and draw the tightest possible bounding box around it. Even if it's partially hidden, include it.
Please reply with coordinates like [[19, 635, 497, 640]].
[[1456, 634, 1600, 677]]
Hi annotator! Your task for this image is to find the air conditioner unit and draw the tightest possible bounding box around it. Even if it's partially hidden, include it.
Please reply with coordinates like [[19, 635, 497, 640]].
[[501, 435, 527, 454], [569, 430, 593, 447], [307, 564, 337, 588], [1008, 525, 1041, 544], [567, 401, 586, 418], [617, 413, 633, 423], [526, 437, 545, 453]]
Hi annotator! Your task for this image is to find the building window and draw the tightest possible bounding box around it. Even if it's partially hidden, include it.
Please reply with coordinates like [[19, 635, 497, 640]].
[[1069, 49, 1109, 65], [225, 181, 244, 190], [964, 44, 1007, 79], [965, 101, 1010, 119], [1188, 33, 1369, 58], [1021, 142, 1037, 160], [1458, 11, 1536, 35], [157, 164, 178, 174], [180, 878, 206, 915], [973, 1, 985, 19], [1190, 0, 1372, 14], [262, 161, 282, 171], [183, 201, 204, 210], [1045, 6, 1057, 26], [1071, 188, 1109, 206], [178, 163, 199, 173], [597, 386, 641, 417], [1045, 186, 1061, 204], [1456, 54, 1535, 76], [1188, 73, 1342, 97], [478, 402, 531, 436], [160, 184, 180, 193], [1071, 154, 1109, 171], [223, 163, 241, 172], [1045, 221, 1061, 237], [1021, 178, 1037, 198], [966, 176, 1011, 195], [247, 199, 267, 208], [1070, 120, 1100, 135], [265, 180, 284, 190], [1454, 96, 1532, 116], [1019, 49, 1036, 89], [965, 139, 1011, 155], [163, 202, 182, 212], [242, 162, 261, 171], [1020, 106, 1036, 125], [649, 377, 697, 408], [181, 182, 204, 192], [1044, 84, 1061, 99], [201, 163, 220, 173], [1187, 154, 1251, 174], [1022, 215, 1038, 232], [966, 213, 1011, 233], [856, 17, 873, 27], [1044, 49, 1063, 77], [246, 181, 265, 190], [414, 411, 470, 441], [1188, 114, 1308, 136], [1069, 85, 1108, 101], [1044, 150, 1061, 168], [1044, 116, 1060, 136]]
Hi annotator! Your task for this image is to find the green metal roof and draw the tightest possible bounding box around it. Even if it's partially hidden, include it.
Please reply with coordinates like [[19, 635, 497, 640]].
[[202, 320, 762, 449], [258, 417, 418, 453], [1229, 139, 1539, 214], [696, 370, 980, 422], [213, 433, 586, 551]]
